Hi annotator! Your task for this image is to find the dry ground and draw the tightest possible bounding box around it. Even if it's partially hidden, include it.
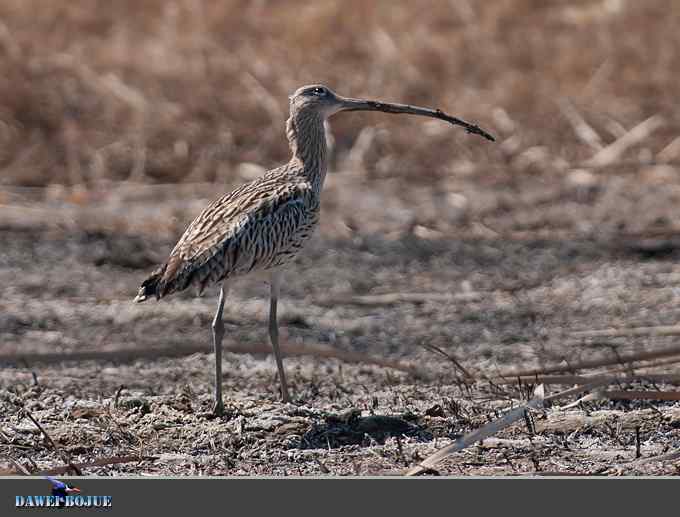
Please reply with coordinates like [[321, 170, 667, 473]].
[[2, 0, 680, 476], [3, 172, 680, 476]]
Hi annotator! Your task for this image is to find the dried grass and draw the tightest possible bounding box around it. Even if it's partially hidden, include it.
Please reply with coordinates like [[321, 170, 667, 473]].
[[0, 0, 678, 189]]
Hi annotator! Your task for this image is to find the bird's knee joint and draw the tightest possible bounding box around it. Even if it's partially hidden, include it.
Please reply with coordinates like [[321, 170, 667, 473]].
[[212, 318, 225, 332]]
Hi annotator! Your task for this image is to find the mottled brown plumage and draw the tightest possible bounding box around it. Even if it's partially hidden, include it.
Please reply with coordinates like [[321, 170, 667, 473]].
[[136, 170, 319, 301], [134, 84, 493, 414]]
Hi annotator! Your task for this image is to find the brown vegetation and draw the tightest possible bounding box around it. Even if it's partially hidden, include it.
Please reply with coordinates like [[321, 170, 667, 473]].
[[0, 0, 678, 188]]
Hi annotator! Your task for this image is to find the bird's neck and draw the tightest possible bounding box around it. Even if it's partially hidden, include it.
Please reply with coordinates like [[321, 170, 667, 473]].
[[286, 110, 328, 194]]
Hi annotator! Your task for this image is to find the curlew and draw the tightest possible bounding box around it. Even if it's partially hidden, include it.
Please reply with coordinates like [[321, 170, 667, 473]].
[[134, 84, 494, 415]]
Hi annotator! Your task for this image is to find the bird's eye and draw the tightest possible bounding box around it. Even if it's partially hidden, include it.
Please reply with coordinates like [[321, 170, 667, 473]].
[[312, 87, 327, 96]]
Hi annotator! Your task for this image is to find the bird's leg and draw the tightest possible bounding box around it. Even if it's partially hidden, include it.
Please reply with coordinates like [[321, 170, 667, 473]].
[[269, 271, 291, 403], [211, 283, 228, 416]]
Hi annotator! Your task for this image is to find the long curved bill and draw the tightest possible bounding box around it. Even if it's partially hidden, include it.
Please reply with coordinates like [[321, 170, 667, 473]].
[[337, 96, 495, 142]]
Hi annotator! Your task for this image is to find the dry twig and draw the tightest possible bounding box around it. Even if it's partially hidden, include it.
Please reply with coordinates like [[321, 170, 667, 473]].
[[491, 373, 680, 387], [406, 380, 612, 476], [2, 453, 33, 476], [571, 325, 680, 339], [604, 449, 680, 475], [23, 408, 82, 476], [598, 390, 680, 402], [557, 98, 602, 151], [316, 291, 482, 307], [0, 341, 428, 380], [496, 344, 680, 378], [2, 455, 158, 477], [584, 115, 664, 168], [420, 343, 474, 380], [405, 385, 546, 476]]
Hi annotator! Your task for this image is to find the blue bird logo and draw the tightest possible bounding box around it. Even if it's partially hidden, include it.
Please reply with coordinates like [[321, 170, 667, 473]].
[[44, 476, 81, 508]]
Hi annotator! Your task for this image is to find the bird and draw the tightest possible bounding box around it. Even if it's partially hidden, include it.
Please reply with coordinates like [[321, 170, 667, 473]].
[[45, 476, 80, 507], [134, 84, 494, 416]]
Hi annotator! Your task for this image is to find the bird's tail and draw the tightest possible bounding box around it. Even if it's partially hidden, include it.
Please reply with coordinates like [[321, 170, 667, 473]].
[[133, 268, 165, 303]]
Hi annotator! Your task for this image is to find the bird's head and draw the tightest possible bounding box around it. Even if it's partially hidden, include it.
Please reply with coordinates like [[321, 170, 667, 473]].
[[289, 84, 495, 141], [64, 485, 81, 495], [289, 84, 343, 118]]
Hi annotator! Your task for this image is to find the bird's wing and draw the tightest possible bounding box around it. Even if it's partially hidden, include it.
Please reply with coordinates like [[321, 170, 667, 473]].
[[153, 175, 317, 296], [44, 476, 66, 489]]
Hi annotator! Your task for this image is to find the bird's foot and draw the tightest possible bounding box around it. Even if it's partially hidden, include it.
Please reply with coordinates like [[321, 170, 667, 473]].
[[212, 400, 224, 417], [200, 400, 225, 419]]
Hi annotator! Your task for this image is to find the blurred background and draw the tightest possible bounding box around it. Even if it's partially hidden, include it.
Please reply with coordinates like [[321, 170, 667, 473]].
[[1, 0, 678, 238]]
